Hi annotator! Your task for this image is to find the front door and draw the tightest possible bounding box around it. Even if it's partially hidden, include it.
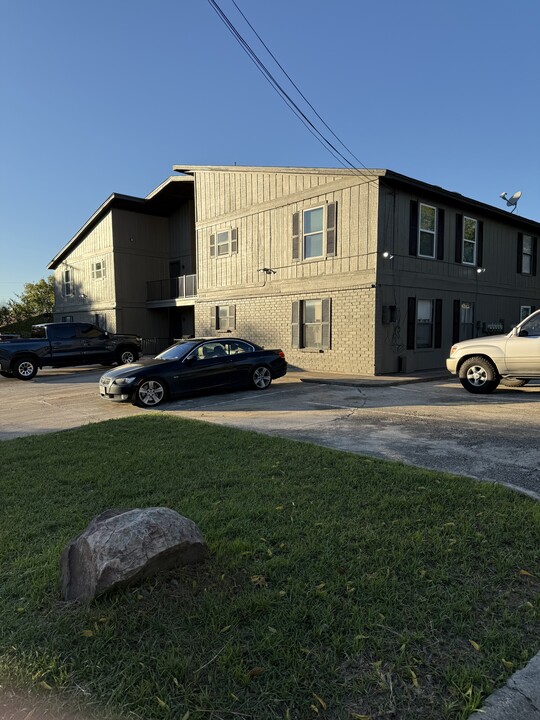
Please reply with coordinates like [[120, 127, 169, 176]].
[[77, 323, 111, 363], [505, 312, 540, 375]]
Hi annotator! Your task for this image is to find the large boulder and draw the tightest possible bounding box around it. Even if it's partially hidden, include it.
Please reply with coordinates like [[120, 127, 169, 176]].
[[61, 507, 208, 602]]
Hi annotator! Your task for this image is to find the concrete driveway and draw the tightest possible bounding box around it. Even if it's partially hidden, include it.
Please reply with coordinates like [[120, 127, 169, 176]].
[[1, 367, 539, 496]]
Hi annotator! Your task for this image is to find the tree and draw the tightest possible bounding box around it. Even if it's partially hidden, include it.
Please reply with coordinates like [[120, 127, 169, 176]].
[[4, 276, 55, 324]]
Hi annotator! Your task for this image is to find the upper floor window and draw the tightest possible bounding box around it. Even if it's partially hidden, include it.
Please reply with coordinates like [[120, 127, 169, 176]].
[[210, 228, 238, 258], [462, 217, 477, 265], [518, 234, 537, 275], [292, 202, 337, 262], [91, 260, 106, 279], [455, 214, 483, 267], [409, 200, 444, 259], [419, 204, 437, 258], [62, 268, 73, 297]]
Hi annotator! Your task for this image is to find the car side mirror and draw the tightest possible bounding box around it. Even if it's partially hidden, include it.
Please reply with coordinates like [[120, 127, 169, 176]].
[[184, 356, 195, 365], [518, 329, 529, 337]]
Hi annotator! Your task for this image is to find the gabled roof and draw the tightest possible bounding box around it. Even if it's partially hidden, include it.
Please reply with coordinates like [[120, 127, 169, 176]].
[[48, 176, 194, 269]]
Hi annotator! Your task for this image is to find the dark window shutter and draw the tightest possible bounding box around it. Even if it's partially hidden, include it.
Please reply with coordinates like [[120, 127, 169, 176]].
[[532, 236, 538, 276], [231, 228, 238, 254], [517, 233, 523, 273], [453, 300, 460, 344], [434, 299, 443, 348], [291, 301, 300, 348], [477, 221, 484, 267], [436, 208, 445, 260], [211, 307, 217, 331], [455, 214, 463, 263], [210, 234, 216, 258], [407, 297, 416, 349], [292, 212, 300, 261], [409, 200, 419, 256], [321, 298, 332, 349], [326, 202, 337, 256]]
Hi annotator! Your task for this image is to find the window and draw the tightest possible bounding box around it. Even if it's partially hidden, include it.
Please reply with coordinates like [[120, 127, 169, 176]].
[[518, 234, 537, 275], [62, 315, 73, 323], [416, 299, 434, 348], [215, 305, 235, 331], [210, 228, 238, 258], [292, 202, 337, 261], [291, 299, 331, 349], [455, 214, 483, 267], [409, 201, 444, 259], [462, 217, 477, 265], [419, 204, 437, 258], [459, 302, 475, 340], [62, 268, 73, 297], [407, 297, 443, 349], [91, 260, 106, 279], [520, 305, 532, 321]]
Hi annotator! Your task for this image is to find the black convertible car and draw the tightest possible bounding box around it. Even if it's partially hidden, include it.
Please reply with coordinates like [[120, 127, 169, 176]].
[[99, 337, 287, 407]]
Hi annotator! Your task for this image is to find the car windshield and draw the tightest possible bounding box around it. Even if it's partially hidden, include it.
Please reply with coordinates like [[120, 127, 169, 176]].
[[156, 341, 199, 361]]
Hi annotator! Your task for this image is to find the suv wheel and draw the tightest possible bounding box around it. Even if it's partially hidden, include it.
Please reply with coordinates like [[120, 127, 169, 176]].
[[458, 356, 499, 394]]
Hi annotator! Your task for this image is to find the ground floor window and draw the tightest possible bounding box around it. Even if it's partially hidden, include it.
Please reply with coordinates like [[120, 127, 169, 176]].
[[291, 298, 331, 349], [407, 297, 442, 350], [62, 315, 73, 323], [460, 302, 475, 340], [215, 305, 236, 331], [521, 305, 532, 321]]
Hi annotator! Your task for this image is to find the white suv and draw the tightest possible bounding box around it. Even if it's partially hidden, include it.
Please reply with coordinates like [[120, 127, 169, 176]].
[[447, 309, 540, 393]]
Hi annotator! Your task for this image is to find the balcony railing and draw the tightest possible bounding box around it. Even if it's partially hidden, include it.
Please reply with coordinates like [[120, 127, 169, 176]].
[[146, 274, 197, 302]]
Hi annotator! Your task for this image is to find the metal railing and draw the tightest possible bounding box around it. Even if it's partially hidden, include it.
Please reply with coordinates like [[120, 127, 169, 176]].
[[141, 337, 173, 356], [146, 274, 197, 302]]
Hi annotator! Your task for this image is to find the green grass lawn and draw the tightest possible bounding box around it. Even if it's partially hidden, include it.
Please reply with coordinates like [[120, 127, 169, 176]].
[[1, 415, 539, 720]]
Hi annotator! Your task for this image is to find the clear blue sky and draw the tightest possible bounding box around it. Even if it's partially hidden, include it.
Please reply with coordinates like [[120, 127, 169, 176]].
[[1, 0, 539, 304]]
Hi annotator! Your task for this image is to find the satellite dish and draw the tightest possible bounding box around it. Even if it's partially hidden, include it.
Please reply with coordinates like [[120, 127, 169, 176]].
[[499, 191, 522, 213]]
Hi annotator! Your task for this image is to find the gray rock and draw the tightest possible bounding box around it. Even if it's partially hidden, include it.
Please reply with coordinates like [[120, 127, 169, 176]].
[[61, 507, 208, 602]]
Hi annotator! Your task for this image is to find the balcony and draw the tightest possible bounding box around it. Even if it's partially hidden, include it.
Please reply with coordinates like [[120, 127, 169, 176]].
[[146, 274, 197, 303]]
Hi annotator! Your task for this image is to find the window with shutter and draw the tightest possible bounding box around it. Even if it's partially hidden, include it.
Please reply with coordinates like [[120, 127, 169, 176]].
[[292, 203, 338, 261], [292, 299, 332, 349], [210, 229, 238, 258], [216, 305, 236, 331], [518, 234, 536, 275]]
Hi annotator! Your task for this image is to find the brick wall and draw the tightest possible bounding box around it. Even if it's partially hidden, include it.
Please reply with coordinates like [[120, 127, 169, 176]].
[[195, 287, 376, 375]]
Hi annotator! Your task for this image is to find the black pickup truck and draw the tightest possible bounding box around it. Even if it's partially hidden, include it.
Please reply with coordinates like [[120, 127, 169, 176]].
[[0, 323, 142, 380]]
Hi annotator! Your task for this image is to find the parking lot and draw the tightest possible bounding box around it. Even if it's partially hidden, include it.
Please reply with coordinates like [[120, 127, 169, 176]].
[[1, 367, 539, 496]]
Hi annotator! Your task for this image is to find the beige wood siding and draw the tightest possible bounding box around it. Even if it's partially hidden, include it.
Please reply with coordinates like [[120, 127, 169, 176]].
[[194, 169, 380, 294]]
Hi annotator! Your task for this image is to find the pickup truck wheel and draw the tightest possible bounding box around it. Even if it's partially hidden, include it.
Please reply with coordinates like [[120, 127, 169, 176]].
[[0, 370, 14, 378], [13, 356, 38, 381], [500, 378, 529, 388], [458, 356, 499, 394], [133, 378, 167, 407], [117, 347, 139, 365]]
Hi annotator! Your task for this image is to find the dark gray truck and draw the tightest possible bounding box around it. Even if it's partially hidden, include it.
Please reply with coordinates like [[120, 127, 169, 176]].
[[0, 323, 142, 380]]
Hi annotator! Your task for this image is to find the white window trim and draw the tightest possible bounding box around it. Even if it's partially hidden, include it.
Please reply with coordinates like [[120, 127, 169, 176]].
[[418, 203, 437, 259], [462, 216, 478, 266], [302, 205, 325, 261], [416, 299, 434, 349], [62, 269, 73, 297], [91, 260, 106, 280], [522, 235, 533, 275], [216, 304, 235, 332]]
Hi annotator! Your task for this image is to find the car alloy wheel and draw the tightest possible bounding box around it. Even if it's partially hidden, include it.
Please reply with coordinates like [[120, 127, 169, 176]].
[[251, 366, 272, 390], [136, 379, 166, 407], [458, 356, 499, 394], [14, 357, 38, 380]]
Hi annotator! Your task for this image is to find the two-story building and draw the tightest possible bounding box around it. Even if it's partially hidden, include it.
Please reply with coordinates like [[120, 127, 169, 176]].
[[48, 166, 539, 374]]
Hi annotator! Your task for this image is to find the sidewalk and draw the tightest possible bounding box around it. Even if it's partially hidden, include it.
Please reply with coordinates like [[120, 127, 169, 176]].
[[292, 366, 449, 387]]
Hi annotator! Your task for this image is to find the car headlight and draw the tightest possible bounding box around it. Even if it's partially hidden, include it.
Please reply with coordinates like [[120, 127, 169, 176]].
[[113, 377, 137, 386]]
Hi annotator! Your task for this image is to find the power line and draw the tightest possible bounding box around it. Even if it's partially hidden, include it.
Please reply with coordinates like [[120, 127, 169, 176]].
[[207, 0, 378, 184]]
